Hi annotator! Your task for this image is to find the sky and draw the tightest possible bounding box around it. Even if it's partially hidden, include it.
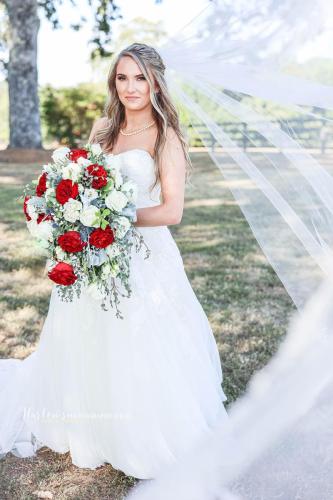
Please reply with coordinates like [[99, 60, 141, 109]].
[[37, 0, 211, 87], [1, 0, 333, 87]]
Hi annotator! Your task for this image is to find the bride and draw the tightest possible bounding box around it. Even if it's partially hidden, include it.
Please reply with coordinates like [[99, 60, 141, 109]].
[[0, 42, 228, 479]]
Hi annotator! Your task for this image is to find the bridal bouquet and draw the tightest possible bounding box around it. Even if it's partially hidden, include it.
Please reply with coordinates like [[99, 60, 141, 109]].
[[22, 143, 150, 319]]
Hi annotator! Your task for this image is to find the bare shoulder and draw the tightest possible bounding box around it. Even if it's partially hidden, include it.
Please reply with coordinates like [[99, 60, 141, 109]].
[[163, 126, 185, 154], [160, 126, 187, 173], [166, 126, 180, 143]]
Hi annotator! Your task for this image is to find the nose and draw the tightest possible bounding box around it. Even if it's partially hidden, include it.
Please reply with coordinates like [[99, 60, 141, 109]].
[[127, 79, 136, 93]]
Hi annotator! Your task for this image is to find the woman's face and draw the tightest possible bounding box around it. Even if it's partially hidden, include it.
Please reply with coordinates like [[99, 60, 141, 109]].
[[115, 55, 158, 111]]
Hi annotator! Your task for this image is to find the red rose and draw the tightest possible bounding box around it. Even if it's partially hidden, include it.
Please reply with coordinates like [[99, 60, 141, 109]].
[[37, 213, 53, 224], [48, 262, 77, 286], [58, 231, 87, 253], [36, 172, 48, 197], [89, 225, 115, 248], [23, 195, 31, 221], [86, 164, 108, 189], [69, 149, 88, 162], [56, 179, 79, 205]]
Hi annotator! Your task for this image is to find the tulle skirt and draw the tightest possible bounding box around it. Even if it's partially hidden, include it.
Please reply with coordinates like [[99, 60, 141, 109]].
[[0, 225, 228, 479]]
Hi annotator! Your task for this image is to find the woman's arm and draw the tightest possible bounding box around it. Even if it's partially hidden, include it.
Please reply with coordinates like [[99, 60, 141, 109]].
[[134, 127, 186, 227]]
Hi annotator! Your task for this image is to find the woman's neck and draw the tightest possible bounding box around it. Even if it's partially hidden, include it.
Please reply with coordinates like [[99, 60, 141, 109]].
[[122, 108, 155, 130]]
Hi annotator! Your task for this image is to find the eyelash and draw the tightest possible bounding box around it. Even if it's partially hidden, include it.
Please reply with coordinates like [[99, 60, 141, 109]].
[[117, 76, 146, 81]]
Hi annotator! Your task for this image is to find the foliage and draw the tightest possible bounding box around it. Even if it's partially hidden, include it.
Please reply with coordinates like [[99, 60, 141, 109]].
[[37, 0, 163, 60], [40, 83, 106, 147]]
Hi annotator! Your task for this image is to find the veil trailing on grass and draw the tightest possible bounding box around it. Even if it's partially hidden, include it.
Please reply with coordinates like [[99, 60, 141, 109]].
[[126, 1, 333, 498]]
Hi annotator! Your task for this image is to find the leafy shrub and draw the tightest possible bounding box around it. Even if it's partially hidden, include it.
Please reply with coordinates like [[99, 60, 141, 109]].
[[41, 84, 106, 147]]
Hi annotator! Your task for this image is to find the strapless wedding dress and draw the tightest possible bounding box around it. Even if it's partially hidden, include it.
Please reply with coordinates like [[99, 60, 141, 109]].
[[0, 148, 228, 479]]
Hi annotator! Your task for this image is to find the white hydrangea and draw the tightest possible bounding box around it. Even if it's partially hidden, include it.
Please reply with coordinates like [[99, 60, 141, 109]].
[[26, 196, 45, 220], [80, 188, 98, 206], [63, 198, 82, 223], [79, 205, 100, 227], [62, 162, 82, 182], [105, 190, 128, 212], [90, 143, 102, 156], [121, 180, 138, 203], [52, 146, 70, 163]]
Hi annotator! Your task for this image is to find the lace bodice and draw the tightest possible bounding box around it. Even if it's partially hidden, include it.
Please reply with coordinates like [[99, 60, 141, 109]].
[[106, 149, 161, 209]]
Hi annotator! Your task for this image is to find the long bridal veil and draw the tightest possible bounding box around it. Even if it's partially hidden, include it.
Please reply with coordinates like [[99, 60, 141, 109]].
[[126, 0, 333, 498]]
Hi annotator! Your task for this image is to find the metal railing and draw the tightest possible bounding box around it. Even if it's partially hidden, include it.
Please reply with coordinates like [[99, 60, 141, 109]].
[[187, 118, 333, 153]]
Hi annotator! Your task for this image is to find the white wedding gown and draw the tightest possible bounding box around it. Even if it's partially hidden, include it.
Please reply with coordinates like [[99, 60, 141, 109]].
[[0, 148, 228, 479]]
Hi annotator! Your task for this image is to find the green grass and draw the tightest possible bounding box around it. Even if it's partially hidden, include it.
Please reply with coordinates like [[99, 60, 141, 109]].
[[0, 152, 296, 498]]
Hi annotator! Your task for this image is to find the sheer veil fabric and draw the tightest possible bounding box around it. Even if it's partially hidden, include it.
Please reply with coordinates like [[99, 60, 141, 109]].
[[158, 0, 333, 311], [126, 0, 333, 498]]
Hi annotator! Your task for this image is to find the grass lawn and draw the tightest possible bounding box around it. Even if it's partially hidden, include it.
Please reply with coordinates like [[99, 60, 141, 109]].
[[0, 152, 295, 499]]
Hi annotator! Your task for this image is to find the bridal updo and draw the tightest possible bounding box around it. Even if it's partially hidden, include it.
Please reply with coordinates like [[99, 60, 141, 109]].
[[94, 42, 192, 192]]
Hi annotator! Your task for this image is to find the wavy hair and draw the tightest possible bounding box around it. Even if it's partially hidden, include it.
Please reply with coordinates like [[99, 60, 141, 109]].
[[93, 42, 192, 192]]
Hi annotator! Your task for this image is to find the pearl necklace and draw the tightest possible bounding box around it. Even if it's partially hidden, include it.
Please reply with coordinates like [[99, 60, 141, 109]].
[[120, 119, 156, 136]]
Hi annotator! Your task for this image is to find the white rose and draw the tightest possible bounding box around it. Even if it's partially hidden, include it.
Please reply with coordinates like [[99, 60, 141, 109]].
[[90, 143, 102, 156], [62, 162, 82, 182], [37, 221, 53, 240], [79, 205, 100, 227], [105, 190, 128, 212], [52, 146, 70, 163], [121, 180, 138, 203], [27, 220, 53, 241], [105, 243, 122, 258], [63, 199, 82, 223], [77, 157, 92, 167]]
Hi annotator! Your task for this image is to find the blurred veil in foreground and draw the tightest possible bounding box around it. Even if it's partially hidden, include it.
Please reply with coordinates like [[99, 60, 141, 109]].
[[126, 0, 333, 498]]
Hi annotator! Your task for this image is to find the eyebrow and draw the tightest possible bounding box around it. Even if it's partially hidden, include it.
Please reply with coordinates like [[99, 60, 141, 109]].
[[116, 73, 145, 77]]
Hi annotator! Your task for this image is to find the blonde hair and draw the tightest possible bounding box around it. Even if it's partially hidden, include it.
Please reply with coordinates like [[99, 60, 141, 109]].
[[94, 42, 192, 192]]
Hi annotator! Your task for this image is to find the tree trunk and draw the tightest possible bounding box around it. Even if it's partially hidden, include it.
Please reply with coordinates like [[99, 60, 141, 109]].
[[5, 0, 42, 148]]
